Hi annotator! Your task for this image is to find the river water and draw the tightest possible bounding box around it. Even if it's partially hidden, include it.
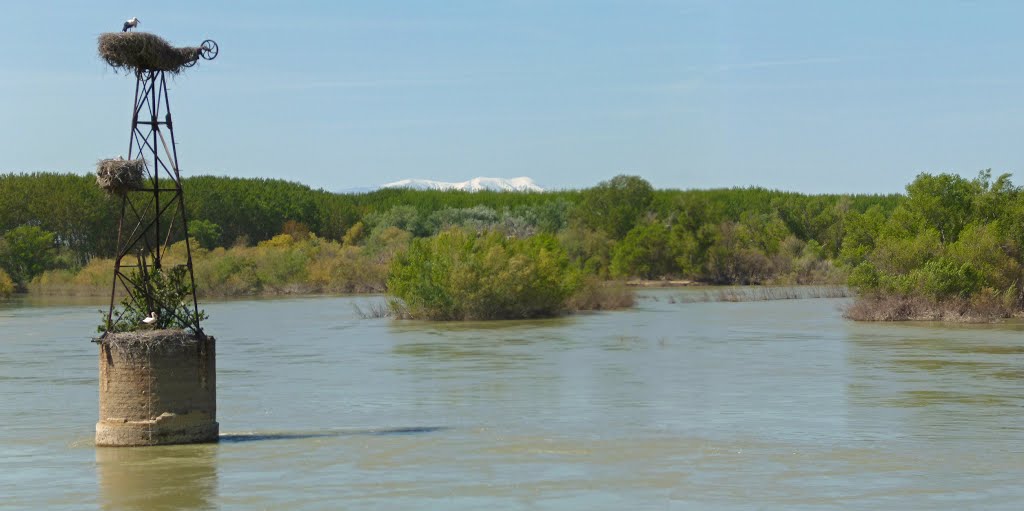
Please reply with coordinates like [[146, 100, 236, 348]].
[[2, 290, 1023, 510]]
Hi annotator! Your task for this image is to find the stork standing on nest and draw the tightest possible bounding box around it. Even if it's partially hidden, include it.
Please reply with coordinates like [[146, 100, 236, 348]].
[[122, 17, 140, 32]]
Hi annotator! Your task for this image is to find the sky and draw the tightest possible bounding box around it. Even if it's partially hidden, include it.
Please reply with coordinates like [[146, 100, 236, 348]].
[[2, 0, 1024, 194]]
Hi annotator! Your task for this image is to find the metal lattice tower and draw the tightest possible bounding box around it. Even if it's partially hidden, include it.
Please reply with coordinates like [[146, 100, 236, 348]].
[[104, 40, 218, 335]]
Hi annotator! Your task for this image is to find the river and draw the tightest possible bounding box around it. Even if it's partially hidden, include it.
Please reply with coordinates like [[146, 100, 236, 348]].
[[2, 290, 1023, 510]]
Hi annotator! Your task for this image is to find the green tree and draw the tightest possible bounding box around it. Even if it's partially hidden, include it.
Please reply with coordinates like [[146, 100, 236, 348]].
[[839, 205, 887, 266], [904, 172, 980, 244], [425, 206, 500, 234], [573, 175, 654, 239], [189, 219, 222, 249], [611, 222, 677, 279], [365, 205, 428, 237], [702, 222, 774, 284], [0, 225, 57, 289], [558, 226, 614, 276]]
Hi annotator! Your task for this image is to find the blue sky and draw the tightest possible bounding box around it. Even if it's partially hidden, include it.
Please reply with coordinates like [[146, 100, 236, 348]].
[[2, 1, 1023, 193]]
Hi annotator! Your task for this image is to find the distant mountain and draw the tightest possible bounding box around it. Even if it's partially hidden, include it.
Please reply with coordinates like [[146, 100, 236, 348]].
[[379, 176, 544, 192], [337, 185, 378, 194]]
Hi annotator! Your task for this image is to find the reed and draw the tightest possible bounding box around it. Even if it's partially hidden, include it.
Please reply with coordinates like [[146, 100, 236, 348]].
[[678, 285, 852, 303], [353, 300, 391, 319]]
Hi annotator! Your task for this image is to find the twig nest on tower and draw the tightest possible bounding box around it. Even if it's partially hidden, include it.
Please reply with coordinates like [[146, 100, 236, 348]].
[[98, 32, 201, 74], [96, 157, 145, 194], [99, 328, 198, 360]]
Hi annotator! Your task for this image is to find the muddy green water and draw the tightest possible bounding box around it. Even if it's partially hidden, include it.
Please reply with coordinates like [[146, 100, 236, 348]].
[[2, 290, 1023, 510]]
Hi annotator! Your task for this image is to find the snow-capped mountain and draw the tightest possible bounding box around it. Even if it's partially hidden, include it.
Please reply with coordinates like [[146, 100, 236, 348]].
[[380, 176, 543, 192]]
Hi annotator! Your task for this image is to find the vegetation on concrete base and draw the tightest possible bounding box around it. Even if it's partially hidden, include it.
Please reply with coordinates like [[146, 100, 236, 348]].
[[101, 264, 208, 334]]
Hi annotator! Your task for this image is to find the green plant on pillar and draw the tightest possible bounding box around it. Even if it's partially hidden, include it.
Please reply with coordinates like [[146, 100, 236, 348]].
[[99, 264, 208, 333]]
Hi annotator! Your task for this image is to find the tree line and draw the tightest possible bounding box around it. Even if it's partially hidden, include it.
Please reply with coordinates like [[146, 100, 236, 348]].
[[2, 171, 903, 295]]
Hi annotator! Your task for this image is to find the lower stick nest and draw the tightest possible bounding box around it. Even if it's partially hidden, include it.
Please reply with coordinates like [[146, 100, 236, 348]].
[[100, 329, 208, 363], [96, 158, 145, 194]]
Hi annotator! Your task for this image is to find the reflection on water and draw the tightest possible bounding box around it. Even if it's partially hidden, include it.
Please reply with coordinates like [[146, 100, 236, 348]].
[[5, 292, 1024, 509], [220, 426, 447, 443], [96, 445, 217, 511], [846, 321, 1024, 447]]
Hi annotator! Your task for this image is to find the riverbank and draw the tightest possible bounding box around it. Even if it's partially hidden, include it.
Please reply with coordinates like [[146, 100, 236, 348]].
[[625, 279, 697, 287]]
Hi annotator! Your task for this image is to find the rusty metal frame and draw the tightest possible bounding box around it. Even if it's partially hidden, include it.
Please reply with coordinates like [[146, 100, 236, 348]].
[[105, 69, 203, 336]]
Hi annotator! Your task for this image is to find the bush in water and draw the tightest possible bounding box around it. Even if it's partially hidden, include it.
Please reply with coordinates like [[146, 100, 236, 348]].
[[387, 228, 581, 320]]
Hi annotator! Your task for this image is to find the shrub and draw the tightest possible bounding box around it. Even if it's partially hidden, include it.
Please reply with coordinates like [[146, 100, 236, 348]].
[[0, 225, 57, 289], [558, 226, 614, 276], [914, 258, 982, 300], [843, 291, 1012, 323], [0, 268, 13, 296], [610, 222, 677, 279], [387, 228, 581, 320], [573, 175, 654, 239], [190, 219, 223, 249], [101, 264, 208, 333], [425, 205, 500, 234], [193, 247, 261, 295], [847, 262, 880, 292], [306, 243, 389, 293], [566, 276, 634, 310]]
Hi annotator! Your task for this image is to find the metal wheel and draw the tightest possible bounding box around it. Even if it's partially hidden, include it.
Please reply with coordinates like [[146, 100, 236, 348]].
[[199, 40, 219, 61]]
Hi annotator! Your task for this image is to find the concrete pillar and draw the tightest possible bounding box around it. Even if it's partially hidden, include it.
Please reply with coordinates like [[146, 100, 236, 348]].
[[96, 330, 218, 446]]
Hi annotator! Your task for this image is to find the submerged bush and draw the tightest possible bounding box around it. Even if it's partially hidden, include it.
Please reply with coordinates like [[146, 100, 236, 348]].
[[566, 276, 635, 310], [844, 171, 1024, 321], [387, 228, 581, 320], [843, 291, 1013, 323]]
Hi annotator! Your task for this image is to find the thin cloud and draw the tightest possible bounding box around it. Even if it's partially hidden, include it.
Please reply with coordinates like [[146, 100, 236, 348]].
[[259, 76, 460, 92], [299, 78, 458, 90], [713, 56, 843, 73], [653, 56, 844, 94]]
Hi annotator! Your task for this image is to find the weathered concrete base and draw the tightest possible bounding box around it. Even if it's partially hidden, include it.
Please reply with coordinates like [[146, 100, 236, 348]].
[[96, 411, 219, 446], [96, 330, 217, 447]]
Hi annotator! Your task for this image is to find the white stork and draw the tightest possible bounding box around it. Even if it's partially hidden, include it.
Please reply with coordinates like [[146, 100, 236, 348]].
[[142, 311, 157, 325], [122, 17, 140, 32]]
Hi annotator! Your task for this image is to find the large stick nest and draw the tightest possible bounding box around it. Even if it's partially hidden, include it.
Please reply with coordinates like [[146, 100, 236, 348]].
[[98, 32, 201, 74], [96, 157, 146, 194], [99, 329, 213, 363]]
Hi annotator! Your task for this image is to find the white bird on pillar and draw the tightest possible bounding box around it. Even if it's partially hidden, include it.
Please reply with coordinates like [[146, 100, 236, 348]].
[[122, 17, 140, 32]]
